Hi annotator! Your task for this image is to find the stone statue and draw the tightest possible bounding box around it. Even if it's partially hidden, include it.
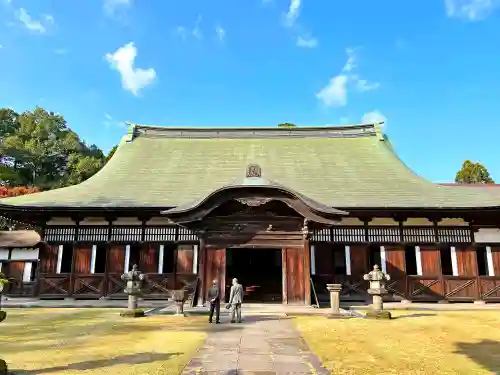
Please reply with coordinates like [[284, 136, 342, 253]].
[[120, 264, 147, 317], [363, 265, 392, 319]]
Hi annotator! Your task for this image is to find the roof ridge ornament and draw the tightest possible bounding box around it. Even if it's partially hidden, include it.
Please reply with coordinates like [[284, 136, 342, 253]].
[[124, 122, 137, 142], [373, 121, 385, 141]]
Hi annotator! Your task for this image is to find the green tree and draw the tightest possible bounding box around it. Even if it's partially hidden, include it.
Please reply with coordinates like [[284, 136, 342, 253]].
[[105, 145, 118, 163], [278, 123, 297, 127], [455, 160, 494, 184], [0, 106, 105, 189]]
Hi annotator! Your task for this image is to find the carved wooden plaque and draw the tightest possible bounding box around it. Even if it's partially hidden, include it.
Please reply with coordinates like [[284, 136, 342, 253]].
[[246, 164, 262, 178]]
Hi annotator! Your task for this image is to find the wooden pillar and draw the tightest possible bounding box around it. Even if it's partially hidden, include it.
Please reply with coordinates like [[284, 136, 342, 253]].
[[303, 240, 311, 306], [282, 248, 288, 304], [197, 234, 207, 306], [68, 244, 77, 298], [102, 244, 110, 298]]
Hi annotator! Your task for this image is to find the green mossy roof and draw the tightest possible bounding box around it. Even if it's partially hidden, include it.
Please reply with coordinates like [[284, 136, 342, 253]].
[[1, 124, 499, 209]]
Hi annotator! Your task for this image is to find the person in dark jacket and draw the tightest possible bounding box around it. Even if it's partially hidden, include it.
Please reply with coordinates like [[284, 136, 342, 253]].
[[207, 279, 221, 324]]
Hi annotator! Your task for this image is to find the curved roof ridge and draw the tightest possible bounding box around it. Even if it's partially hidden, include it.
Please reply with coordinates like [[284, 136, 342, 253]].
[[126, 122, 383, 140]]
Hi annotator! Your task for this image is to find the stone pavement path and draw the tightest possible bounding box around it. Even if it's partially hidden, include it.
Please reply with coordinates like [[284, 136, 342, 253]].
[[182, 314, 329, 375]]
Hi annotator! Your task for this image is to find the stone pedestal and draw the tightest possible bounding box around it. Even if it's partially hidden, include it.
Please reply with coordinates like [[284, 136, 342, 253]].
[[326, 283, 345, 318], [474, 300, 486, 305], [172, 290, 187, 317], [128, 294, 138, 310]]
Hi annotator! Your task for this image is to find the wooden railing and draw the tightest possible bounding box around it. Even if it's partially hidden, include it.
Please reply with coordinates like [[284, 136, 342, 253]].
[[312, 274, 500, 303], [36, 272, 199, 300]]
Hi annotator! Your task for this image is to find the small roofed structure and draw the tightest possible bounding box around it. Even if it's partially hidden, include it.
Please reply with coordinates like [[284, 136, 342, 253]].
[[0, 230, 43, 297], [0, 230, 42, 248]]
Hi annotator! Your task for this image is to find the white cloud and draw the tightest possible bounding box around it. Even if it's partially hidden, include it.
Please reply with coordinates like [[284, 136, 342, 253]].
[[17, 8, 53, 33], [444, 0, 499, 20], [175, 26, 188, 40], [103, 0, 132, 15], [316, 48, 379, 107], [104, 113, 126, 128], [353, 77, 380, 92], [284, 0, 301, 27], [316, 75, 348, 107], [192, 15, 203, 39], [342, 48, 356, 73], [296, 36, 317, 48], [54, 48, 67, 55], [105, 42, 156, 96], [176, 15, 204, 41], [215, 23, 226, 41], [362, 110, 387, 126]]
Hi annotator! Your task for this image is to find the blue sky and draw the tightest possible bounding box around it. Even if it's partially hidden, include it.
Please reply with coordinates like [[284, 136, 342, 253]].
[[0, 0, 499, 183]]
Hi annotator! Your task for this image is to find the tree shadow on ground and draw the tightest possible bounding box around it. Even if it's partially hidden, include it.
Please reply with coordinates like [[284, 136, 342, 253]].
[[454, 340, 500, 374], [392, 313, 437, 319], [9, 352, 182, 374]]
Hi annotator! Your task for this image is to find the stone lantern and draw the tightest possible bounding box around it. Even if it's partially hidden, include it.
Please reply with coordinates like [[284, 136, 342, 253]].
[[120, 264, 147, 318], [363, 265, 392, 319]]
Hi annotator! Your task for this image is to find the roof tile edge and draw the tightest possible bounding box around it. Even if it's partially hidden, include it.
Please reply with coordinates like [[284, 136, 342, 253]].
[[128, 123, 380, 139]]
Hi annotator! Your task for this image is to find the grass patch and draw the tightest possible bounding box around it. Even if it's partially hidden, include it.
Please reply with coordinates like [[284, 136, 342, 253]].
[[0, 308, 207, 375], [294, 310, 500, 375]]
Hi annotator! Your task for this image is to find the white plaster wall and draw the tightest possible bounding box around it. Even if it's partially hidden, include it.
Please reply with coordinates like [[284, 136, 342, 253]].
[[475, 228, 500, 244], [0, 249, 9, 260]]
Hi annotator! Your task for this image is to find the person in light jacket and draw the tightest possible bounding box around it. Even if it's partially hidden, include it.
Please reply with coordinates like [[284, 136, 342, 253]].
[[228, 277, 244, 323], [207, 279, 220, 324]]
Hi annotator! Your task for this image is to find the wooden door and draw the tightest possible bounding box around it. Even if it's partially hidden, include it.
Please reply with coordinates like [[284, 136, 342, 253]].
[[314, 243, 334, 278], [106, 244, 126, 297], [74, 245, 92, 274], [40, 244, 59, 274], [139, 243, 158, 274], [283, 248, 305, 304], [456, 247, 477, 276], [451, 246, 479, 300], [107, 245, 125, 273], [384, 245, 407, 299], [350, 245, 369, 276], [5, 261, 25, 294], [410, 246, 443, 301], [204, 248, 226, 302], [176, 245, 194, 274]]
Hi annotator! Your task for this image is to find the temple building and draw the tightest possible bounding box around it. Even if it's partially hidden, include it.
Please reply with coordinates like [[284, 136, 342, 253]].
[[0, 123, 499, 304]]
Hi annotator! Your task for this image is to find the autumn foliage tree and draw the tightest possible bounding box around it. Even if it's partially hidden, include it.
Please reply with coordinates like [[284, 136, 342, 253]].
[[0, 186, 40, 198], [455, 160, 495, 184]]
